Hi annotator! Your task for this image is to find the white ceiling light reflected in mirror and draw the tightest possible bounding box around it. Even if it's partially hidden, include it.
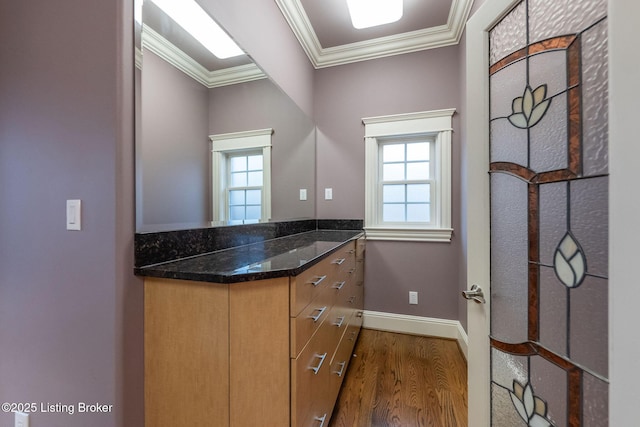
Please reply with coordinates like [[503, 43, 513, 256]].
[[147, 0, 244, 59], [346, 0, 403, 29]]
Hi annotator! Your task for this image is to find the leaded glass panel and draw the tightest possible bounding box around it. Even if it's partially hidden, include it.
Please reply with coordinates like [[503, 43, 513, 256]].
[[583, 372, 609, 426], [529, 91, 568, 172], [490, 173, 528, 344], [528, 0, 607, 44], [570, 275, 608, 377], [489, 0, 609, 424], [570, 177, 608, 278], [490, 59, 527, 120], [582, 19, 609, 177], [489, 1, 527, 66], [539, 266, 567, 357], [490, 117, 528, 166]]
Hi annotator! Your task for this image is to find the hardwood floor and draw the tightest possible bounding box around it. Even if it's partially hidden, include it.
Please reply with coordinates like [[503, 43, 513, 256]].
[[329, 329, 468, 427]]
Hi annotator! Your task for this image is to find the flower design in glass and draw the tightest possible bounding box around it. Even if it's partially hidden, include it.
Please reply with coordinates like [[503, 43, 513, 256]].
[[508, 84, 552, 129], [509, 380, 555, 427], [553, 231, 587, 288]]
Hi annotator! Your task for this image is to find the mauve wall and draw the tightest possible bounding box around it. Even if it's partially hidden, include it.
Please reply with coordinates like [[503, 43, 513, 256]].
[[0, 1, 142, 427], [200, 0, 315, 118], [208, 79, 316, 220], [314, 47, 462, 320], [139, 51, 210, 227]]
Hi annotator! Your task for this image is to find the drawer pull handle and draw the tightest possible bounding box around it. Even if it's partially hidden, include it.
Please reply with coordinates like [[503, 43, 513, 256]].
[[347, 249, 355, 254], [308, 306, 327, 322], [308, 275, 327, 287], [333, 316, 345, 328], [348, 268, 356, 275], [314, 413, 328, 427], [349, 331, 357, 341], [348, 296, 356, 304], [309, 353, 327, 374], [332, 258, 346, 265], [334, 361, 347, 377], [333, 281, 346, 290]]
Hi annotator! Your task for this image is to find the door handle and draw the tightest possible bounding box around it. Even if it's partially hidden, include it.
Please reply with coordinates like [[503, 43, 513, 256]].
[[462, 284, 486, 304]]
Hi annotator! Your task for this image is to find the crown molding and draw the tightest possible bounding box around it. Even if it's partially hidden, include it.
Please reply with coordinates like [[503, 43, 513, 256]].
[[140, 24, 267, 88], [275, 0, 474, 68]]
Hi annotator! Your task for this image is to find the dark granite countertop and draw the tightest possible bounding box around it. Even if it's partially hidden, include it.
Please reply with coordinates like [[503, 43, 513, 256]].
[[134, 230, 363, 284]]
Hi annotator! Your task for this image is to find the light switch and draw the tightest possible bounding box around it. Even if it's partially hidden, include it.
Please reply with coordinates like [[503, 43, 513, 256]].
[[66, 199, 82, 230], [299, 189, 307, 201], [324, 188, 333, 200]]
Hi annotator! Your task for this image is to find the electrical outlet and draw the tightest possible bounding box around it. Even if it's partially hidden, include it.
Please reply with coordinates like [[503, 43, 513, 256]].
[[409, 291, 418, 305], [15, 412, 29, 427]]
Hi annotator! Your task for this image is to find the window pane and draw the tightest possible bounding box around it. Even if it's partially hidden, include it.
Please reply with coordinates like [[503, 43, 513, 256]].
[[230, 206, 245, 220], [383, 144, 405, 162], [246, 189, 261, 205], [248, 171, 263, 186], [230, 156, 247, 172], [383, 204, 405, 222], [383, 163, 405, 181], [246, 205, 261, 220], [407, 142, 430, 161], [383, 184, 405, 203], [231, 172, 247, 187], [407, 162, 429, 180], [407, 204, 430, 222], [407, 184, 430, 203], [248, 154, 263, 171], [229, 190, 245, 206]]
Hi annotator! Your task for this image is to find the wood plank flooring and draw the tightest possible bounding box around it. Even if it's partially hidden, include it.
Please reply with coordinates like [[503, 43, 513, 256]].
[[328, 329, 468, 427]]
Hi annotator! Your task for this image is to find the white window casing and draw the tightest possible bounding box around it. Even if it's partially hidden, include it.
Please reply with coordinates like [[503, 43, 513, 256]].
[[363, 109, 454, 242], [210, 128, 273, 223]]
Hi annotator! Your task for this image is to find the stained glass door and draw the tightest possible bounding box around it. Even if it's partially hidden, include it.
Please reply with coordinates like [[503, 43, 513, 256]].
[[487, 0, 609, 425]]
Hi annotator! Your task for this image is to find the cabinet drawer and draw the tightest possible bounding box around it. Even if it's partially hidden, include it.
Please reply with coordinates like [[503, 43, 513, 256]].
[[291, 287, 335, 358], [291, 319, 335, 427], [328, 312, 362, 406], [290, 255, 349, 317]]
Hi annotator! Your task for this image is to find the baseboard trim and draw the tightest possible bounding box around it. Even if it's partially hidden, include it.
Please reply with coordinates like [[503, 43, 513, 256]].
[[362, 310, 468, 360]]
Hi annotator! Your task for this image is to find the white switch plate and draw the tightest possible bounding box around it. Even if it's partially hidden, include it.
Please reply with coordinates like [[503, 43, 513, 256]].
[[299, 189, 307, 201], [409, 291, 418, 305], [15, 411, 29, 427], [324, 188, 333, 200], [66, 199, 82, 230]]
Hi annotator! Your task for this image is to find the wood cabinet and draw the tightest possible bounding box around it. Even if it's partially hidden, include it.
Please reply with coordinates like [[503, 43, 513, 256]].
[[144, 236, 365, 427]]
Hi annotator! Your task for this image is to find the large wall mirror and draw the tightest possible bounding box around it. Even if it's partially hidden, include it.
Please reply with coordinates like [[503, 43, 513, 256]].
[[135, 0, 316, 232]]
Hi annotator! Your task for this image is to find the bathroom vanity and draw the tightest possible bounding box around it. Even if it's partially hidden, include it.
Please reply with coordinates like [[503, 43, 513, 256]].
[[136, 226, 365, 427]]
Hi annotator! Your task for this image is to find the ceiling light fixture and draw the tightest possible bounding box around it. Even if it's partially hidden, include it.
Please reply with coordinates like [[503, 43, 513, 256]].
[[346, 0, 403, 29], [148, 0, 244, 59]]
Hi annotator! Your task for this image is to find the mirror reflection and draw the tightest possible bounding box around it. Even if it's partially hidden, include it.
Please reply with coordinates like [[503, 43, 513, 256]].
[[135, 0, 316, 232]]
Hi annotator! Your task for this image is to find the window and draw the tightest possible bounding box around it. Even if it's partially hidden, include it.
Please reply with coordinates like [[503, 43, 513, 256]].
[[227, 151, 263, 224], [210, 129, 272, 224], [363, 109, 454, 241]]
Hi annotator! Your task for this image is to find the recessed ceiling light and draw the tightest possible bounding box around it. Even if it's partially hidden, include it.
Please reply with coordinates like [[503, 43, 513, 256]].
[[148, 0, 244, 59], [346, 0, 403, 29]]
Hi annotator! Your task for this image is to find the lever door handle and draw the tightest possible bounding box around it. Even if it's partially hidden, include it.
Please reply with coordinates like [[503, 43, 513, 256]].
[[462, 284, 486, 304]]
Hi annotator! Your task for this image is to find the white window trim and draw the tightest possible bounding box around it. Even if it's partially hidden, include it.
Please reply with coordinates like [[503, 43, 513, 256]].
[[363, 109, 454, 242], [210, 128, 273, 223]]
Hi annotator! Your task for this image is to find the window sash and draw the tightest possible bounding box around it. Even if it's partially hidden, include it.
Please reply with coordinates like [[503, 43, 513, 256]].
[[377, 139, 435, 226]]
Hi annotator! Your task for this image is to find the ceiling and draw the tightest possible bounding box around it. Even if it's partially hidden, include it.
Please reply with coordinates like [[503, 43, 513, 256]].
[[276, 0, 474, 68], [139, 0, 474, 85]]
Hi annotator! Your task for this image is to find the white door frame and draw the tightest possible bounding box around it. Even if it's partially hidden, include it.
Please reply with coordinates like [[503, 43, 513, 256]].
[[465, 2, 521, 426], [465, 0, 640, 425]]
